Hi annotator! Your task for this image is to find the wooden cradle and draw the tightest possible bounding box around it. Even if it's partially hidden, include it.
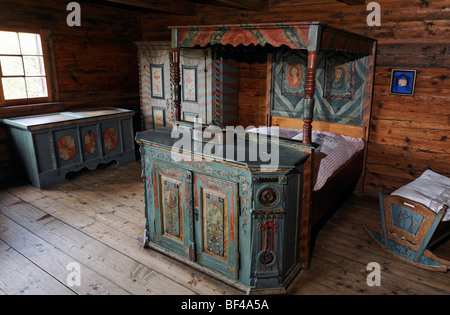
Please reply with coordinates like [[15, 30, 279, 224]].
[[136, 22, 377, 293], [366, 171, 450, 272]]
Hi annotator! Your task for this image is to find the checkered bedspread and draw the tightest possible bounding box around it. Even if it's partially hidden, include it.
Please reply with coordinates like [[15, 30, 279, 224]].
[[247, 127, 364, 191]]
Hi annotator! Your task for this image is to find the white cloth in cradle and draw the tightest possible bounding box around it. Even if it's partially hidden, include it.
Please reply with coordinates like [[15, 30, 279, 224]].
[[392, 170, 450, 222]]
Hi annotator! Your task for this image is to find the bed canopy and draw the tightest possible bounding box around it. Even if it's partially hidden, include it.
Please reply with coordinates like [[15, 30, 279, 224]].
[[168, 22, 376, 144]]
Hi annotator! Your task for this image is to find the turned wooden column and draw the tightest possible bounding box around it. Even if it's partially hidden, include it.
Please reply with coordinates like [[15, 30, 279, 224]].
[[303, 51, 317, 144], [172, 48, 181, 121], [303, 23, 321, 144]]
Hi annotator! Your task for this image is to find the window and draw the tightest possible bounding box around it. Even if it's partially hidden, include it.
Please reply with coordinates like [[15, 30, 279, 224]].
[[0, 30, 54, 106]]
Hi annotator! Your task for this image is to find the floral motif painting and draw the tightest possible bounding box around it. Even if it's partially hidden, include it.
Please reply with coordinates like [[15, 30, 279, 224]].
[[205, 198, 225, 257], [84, 131, 96, 154], [152, 107, 166, 129], [182, 66, 197, 102], [58, 135, 76, 161], [163, 185, 181, 238], [103, 128, 118, 150], [151, 64, 164, 99]]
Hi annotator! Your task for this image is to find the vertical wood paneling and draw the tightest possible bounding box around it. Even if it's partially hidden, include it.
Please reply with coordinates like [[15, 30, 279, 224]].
[[238, 61, 268, 127], [1, 0, 448, 193]]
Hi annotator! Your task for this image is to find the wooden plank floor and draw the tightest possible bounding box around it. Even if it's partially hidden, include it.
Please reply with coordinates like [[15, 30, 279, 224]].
[[0, 161, 449, 295]]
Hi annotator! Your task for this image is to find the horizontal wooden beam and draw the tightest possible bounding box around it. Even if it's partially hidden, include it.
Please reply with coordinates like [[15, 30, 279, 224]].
[[102, 0, 196, 15], [215, 0, 269, 11], [337, 0, 366, 5]]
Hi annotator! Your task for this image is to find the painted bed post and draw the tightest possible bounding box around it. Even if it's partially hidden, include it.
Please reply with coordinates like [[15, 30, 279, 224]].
[[171, 28, 182, 121], [303, 24, 322, 144]]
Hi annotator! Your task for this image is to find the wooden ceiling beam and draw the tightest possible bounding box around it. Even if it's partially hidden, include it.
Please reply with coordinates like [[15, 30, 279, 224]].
[[102, 0, 196, 15], [215, 0, 269, 11], [337, 0, 366, 5]]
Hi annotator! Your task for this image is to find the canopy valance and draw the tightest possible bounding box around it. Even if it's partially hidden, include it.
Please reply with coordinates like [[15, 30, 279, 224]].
[[170, 23, 310, 50], [170, 22, 375, 55]]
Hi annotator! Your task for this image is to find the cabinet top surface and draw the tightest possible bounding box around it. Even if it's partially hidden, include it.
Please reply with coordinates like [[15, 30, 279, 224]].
[[1, 107, 134, 131], [136, 127, 311, 171]]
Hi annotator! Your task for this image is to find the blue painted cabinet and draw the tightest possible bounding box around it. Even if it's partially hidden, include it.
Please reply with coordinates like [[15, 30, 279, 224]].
[[137, 127, 311, 294]]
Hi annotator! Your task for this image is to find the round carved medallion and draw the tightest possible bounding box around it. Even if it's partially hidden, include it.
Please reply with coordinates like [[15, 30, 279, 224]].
[[260, 251, 274, 265]]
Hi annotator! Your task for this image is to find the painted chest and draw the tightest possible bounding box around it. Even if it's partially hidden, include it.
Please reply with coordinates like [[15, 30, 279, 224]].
[[1, 107, 136, 189]]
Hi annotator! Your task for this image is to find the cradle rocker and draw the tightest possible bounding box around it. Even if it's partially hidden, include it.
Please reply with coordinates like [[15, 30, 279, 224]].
[[365, 170, 450, 272]]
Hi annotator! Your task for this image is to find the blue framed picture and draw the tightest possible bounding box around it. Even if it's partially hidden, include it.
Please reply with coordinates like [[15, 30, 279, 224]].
[[389, 69, 416, 96]]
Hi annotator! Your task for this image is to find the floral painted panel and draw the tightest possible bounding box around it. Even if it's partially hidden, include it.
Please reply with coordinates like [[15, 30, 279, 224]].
[[58, 135, 76, 161], [103, 128, 118, 150], [84, 131, 96, 154], [204, 195, 225, 257], [162, 179, 182, 240]]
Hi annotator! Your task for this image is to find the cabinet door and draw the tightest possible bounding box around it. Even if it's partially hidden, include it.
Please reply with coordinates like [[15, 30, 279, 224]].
[[194, 174, 239, 279], [153, 162, 194, 259]]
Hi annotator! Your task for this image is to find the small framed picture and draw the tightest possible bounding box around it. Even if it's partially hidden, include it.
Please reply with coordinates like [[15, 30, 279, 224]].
[[182, 66, 197, 102], [151, 64, 164, 99], [152, 107, 166, 129], [389, 69, 417, 96]]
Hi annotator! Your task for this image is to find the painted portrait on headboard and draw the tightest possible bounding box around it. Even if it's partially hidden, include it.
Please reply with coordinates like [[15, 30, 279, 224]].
[[281, 52, 306, 98], [271, 48, 308, 117], [324, 57, 355, 101]]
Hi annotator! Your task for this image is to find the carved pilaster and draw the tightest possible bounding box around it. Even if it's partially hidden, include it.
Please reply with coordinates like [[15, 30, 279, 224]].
[[172, 49, 181, 121], [303, 51, 317, 144]]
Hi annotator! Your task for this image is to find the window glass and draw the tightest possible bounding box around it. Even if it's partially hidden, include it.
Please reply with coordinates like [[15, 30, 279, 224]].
[[0, 31, 21, 55], [2, 77, 27, 100], [0, 30, 50, 104], [0, 56, 25, 76], [19, 33, 43, 55]]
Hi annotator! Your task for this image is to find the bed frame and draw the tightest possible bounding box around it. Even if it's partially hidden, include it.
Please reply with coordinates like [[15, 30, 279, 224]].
[[270, 117, 368, 267], [140, 22, 377, 286]]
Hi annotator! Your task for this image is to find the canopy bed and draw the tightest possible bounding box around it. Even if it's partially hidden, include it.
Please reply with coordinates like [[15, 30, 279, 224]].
[[135, 22, 377, 293]]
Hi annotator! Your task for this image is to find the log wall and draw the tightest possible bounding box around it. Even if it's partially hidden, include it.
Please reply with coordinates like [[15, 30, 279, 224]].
[[0, 0, 141, 182], [1, 0, 448, 195], [141, 0, 449, 195]]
